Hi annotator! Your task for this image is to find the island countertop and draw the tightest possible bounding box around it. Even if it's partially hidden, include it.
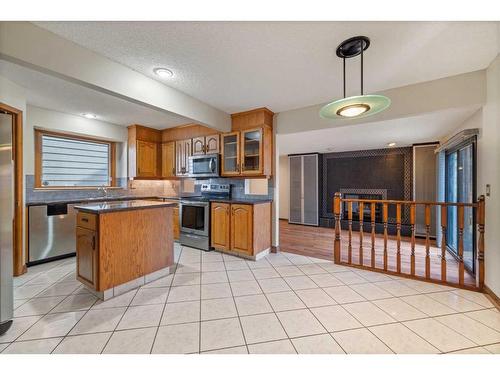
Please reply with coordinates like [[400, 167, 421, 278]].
[[74, 199, 177, 214]]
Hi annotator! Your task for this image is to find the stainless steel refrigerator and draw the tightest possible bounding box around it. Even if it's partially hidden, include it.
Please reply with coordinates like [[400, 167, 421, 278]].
[[0, 112, 13, 335]]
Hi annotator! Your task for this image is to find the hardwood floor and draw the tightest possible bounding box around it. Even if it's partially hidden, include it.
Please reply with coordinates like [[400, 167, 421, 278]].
[[279, 219, 475, 287]]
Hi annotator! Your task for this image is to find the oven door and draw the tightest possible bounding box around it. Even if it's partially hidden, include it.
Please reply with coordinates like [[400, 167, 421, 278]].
[[188, 154, 219, 177], [180, 201, 209, 236]]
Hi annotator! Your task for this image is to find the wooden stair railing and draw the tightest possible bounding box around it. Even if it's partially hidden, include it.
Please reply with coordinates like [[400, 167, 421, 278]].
[[333, 193, 485, 291]]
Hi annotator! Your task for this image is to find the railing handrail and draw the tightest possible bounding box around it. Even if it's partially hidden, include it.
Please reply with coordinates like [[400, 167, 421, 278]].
[[338, 197, 477, 208], [332, 192, 485, 291]]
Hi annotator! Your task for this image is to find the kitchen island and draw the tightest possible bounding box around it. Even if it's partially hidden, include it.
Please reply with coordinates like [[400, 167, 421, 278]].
[[74, 200, 176, 300]]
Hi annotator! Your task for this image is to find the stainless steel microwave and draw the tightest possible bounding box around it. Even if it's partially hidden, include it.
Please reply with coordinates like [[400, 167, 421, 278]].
[[188, 154, 220, 178]]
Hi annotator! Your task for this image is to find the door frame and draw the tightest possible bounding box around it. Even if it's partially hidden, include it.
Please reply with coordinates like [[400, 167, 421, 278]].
[[0, 102, 25, 276], [444, 137, 477, 273]]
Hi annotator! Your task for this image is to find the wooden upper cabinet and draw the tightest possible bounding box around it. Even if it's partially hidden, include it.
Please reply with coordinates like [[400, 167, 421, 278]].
[[161, 141, 176, 178], [221, 132, 241, 176], [220, 127, 271, 177], [241, 128, 263, 175], [192, 134, 220, 156], [136, 140, 158, 177], [205, 134, 220, 154], [176, 138, 192, 176], [192, 137, 206, 156], [128, 125, 161, 179], [211, 202, 230, 251], [230, 204, 253, 255]]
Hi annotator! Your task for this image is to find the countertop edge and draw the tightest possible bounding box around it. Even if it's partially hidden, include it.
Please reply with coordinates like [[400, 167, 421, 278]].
[[74, 201, 177, 214]]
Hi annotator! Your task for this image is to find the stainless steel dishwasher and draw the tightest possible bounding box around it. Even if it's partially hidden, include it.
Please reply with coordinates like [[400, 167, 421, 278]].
[[28, 203, 80, 265]]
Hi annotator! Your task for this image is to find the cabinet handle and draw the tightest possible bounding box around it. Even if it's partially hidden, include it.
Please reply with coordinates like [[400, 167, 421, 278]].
[[91, 235, 96, 250], [81, 218, 89, 223]]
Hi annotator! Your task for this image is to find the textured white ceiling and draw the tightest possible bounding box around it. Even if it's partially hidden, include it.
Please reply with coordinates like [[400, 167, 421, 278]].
[[34, 21, 498, 113], [0, 59, 193, 128], [277, 107, 479, 155]]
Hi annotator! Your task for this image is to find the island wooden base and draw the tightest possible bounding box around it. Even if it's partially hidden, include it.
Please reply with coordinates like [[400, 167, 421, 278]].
[[75, 205, 174, 298]]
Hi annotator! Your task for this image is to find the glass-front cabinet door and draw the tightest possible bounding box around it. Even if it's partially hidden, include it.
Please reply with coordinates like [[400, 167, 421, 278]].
[[241, 128, 263, 175], [221, 132, 240, 175]]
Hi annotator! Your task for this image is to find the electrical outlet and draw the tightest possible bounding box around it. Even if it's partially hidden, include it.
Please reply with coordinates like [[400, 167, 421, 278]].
[[486, 184, 491, 197]]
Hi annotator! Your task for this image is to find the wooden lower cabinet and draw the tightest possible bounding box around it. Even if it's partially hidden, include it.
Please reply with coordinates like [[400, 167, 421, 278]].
[[76, 208, 173, 292], [76, 226, 98, 289], [173, 206, 180, 241], [210, 202, 271, 257], [211, 203, 231, 251], [231, 204, 253, 255]]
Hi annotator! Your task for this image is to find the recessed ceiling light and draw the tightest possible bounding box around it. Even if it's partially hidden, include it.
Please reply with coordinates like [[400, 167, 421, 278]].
[[388, 142, 397, 147], [154, 67, 173, 79], [82, 113, 97, 119]]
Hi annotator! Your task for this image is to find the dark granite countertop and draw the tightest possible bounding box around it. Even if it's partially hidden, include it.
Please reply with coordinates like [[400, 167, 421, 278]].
[[74, 200, 177, 214], [208, 198, 273, 205], [27, 195, 272, 207], [26, 196, 159, 206]]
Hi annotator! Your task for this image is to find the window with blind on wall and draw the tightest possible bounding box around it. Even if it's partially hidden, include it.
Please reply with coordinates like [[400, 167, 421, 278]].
[[35, 130, 116, 188]]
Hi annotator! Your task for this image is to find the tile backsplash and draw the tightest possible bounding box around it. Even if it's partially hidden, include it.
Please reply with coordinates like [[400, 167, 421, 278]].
[[187, 177, 274, 201], [25, 175, 179, 204], [26, 175, 274, 204]]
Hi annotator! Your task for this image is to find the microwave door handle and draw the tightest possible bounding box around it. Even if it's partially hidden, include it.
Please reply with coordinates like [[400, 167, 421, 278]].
[[209, 158, 216, 172]]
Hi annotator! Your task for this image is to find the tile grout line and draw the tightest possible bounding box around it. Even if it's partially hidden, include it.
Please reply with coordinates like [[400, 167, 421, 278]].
[[148, 244, 178, 354], [7, 249, 499, 354], [221, 252, 250, 354], [249, 256, 299, 354]]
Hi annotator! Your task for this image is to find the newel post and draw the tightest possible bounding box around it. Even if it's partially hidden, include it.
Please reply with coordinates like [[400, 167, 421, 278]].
[[333, 192, 342, 264], [476, 195, 485, 290]]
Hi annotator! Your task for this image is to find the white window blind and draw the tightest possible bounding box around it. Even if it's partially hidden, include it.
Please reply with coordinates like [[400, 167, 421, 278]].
[[40, 134, 111, 187]]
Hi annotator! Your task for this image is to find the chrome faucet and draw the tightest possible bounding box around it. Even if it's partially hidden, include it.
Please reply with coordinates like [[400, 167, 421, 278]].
[[98, 186, 108, 198]]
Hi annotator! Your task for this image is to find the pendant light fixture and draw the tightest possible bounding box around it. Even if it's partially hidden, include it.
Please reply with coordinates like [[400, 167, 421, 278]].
[[320, 36, 390, 120]]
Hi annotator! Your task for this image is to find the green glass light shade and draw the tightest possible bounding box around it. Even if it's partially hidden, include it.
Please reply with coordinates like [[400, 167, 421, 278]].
[[319, 94, 391, 120]]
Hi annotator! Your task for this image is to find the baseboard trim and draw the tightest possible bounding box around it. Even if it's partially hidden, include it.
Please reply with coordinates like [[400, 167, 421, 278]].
[[484, 285, 500, 311]]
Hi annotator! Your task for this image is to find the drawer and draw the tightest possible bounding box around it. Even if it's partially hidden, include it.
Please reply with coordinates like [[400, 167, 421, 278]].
[[77, 212, 97, 230]]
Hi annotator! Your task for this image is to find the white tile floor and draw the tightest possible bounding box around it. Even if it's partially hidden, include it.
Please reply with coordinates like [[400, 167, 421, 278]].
[[1, 243, 499, 354]]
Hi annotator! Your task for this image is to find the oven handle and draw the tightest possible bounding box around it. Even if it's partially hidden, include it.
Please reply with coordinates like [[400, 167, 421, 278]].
[[209, 158, 216, 172], [180, 202, 209, 207]]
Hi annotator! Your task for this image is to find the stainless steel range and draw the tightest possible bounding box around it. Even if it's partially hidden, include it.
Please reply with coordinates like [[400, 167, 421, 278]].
[[179, 183, 230, 251]]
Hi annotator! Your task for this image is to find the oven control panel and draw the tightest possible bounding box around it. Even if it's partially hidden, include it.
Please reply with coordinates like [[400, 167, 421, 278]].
[[200, 183, 230, 194]]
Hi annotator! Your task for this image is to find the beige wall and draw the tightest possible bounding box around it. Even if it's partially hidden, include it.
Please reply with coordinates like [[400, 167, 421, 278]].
[[276, 70, 486, 135], [25, 105, 129, 178], [279, 155, 289, 219], [0, 22, 230, 132], [481, 54, 500, 296], [442, 54, 500, 296]]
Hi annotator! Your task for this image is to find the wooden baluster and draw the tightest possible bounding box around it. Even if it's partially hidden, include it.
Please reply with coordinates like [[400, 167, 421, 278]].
[[348, 201, 353, 264], [425, 204, 431, 279], [476, 196, 485, 290], [383, 203, 388, 271], [440, 205, 447, 282], [458, 205, 465, 285], [359, 201, 364, 266], [396, 203, 401, 274], [371, 202, 376, 268], [410, 204, 416, 276], [333, 193, 341, 264]]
